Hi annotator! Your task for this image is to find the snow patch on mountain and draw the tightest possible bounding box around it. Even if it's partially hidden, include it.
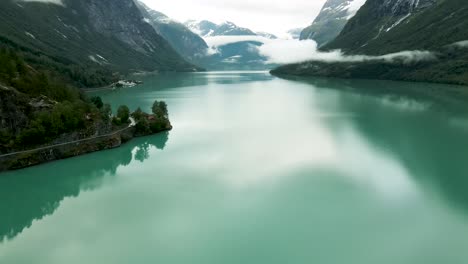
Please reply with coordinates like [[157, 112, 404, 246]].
[[25, 32, 36, 39], [184, 20, 263, 37], [347, 0, 367, 18], [385, 13, 411, 32]]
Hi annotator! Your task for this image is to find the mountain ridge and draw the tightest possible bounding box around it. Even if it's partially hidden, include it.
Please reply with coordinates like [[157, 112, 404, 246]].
[[135, 1, 209, 64], [184, 20, 260, 37], [273, 0, 468, 86], [300, 0, 367, 47]]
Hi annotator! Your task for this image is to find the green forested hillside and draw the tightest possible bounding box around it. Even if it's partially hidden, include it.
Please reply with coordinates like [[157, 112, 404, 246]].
[[0, 0, 201, 153], [0, 45, 111, 153]]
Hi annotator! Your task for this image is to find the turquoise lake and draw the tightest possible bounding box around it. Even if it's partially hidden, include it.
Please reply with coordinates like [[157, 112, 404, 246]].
[[1, 72, 468, 263]]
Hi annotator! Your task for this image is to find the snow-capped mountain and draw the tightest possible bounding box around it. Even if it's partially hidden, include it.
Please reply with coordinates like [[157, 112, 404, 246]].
[[184, 20, 257, 37], [256, 32, 278, 39], [182, 20, 282, 70], [300, 0, 367, 46], [184, 20, 218, 37], [135, 1, 209, 62]]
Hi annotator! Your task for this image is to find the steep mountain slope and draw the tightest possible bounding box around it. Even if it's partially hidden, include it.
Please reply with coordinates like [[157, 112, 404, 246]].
[[135, 1, 209, 63], [0, 0, 196, 154], [184, 20, 257, 37], [300, 0, 367, 47], [0, 43, 111, 154], [273, 0, 468, 85], [326, 0, 441, 53], [0, 0, 196, 75]]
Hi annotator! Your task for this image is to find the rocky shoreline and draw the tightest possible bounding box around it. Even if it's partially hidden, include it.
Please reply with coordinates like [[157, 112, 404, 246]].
[[0, 122, 172, 173]]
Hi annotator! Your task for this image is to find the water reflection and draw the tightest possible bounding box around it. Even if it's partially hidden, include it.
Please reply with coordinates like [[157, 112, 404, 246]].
[[2, 73, 468, 263], [278, 75, 468, 213], [0, 132, 169, 241], [340, 97, 468, 213], [280, 75, 468, 114]]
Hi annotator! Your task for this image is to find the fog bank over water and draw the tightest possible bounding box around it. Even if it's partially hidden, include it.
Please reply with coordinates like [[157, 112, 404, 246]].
[[205, 36, 437, 64]]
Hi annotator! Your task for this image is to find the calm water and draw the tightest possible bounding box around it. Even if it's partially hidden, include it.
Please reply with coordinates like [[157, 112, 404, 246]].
[[1, 72, 468, 263]]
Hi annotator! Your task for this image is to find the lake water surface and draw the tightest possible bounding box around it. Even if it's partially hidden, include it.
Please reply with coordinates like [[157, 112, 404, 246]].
[[1, 72, 468, 263]]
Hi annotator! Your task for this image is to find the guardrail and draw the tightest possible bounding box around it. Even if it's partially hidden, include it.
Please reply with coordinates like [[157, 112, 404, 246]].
[[0, 120, 135, 158]]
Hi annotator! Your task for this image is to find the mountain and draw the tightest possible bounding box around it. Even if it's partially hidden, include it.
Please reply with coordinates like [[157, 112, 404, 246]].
[[197, 40, 270, 70], [184, 20, 219, 37], [135, 1, 209, 63], [184, 20, 256, 37], [0, 0, 196, 77], [273, 0, 468, 85], [0, 0, 197, 155], [287, 28, 303, 39], [300, 0, 367, 47], [326, 0, 440, 53], [184, 20, 277, 70], [256, 32, 278, 39]]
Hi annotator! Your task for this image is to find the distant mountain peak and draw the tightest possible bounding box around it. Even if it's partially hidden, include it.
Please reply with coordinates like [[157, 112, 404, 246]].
[[184, 20, 261, 37], [256, 32, 278, 39], [135, 1, 209, 62]]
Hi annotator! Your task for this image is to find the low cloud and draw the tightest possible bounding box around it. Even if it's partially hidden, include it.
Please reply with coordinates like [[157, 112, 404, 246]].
[[17, 0, 63, 5], [452, 40, 468, 48], [204, 36, 268, 47], [204, 36, 437, 65], [257, 38, 436, 64]]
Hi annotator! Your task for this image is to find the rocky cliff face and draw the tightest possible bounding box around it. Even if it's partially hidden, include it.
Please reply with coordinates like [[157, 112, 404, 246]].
[[300, 0, 367, 46], [380, 0, 437, 16], [135, 1, 209, 63], [0, 0, 195, 73], [82, 0, 162, 55]]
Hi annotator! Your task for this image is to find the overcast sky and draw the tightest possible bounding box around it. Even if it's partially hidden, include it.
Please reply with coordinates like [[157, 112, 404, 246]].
[[140, 0, 328, 36]]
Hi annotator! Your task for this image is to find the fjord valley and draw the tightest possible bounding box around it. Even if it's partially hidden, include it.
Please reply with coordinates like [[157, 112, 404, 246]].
[[1, 0, 468, 263]]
